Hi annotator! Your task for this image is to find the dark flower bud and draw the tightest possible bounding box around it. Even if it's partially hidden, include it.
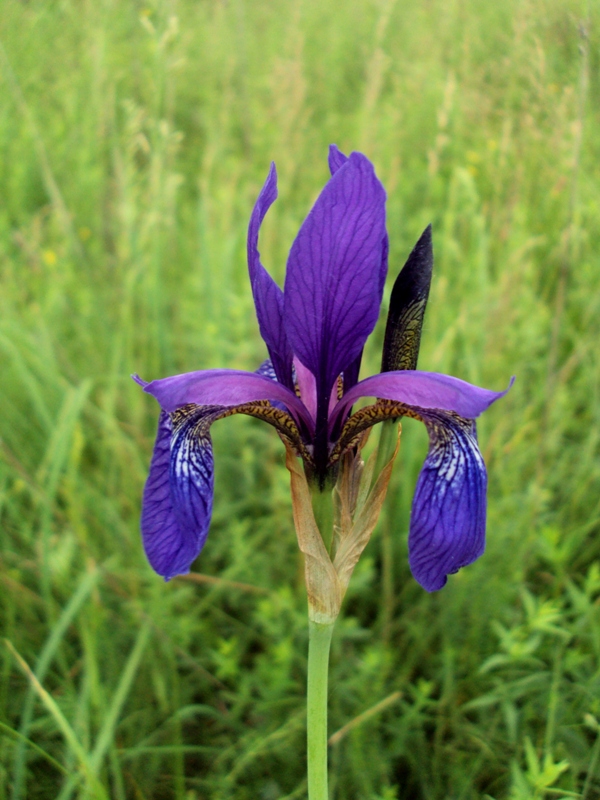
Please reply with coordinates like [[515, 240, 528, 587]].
[[381, 225, 433, 372]]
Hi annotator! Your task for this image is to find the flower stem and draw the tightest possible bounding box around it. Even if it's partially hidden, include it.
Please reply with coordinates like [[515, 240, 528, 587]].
[[307, 619, 334, 800]]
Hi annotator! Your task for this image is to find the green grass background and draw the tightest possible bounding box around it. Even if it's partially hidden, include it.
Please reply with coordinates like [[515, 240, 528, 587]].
[[0, 0, 599, 797]]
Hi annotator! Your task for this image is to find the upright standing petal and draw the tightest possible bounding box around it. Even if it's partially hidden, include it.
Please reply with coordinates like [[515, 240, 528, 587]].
[[379, 232, 389, 300], [328, 144, 348, 175], [342, 352, 363, 393], [284, 152, 387, 409], [408, 411, 486, 591], [381, 225, 433, 372], [248, 163, 294, 388], [338, 222, 387, 395], [141, 407, 220, 580]]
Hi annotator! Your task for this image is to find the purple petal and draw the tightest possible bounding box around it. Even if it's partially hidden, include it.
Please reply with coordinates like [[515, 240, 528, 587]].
[[255, 359, 278, 382], [342, 351, 363, 393], [332, 371, 514, 430], [294, 357, 317, 421], [328, 144, 348, 175], [283, 151, 387, 405], [248, 163, 294, 388], [144, 369, 314, 433], [255, 358, 287, 411], [141, 408, 219, 579], [408, 412, 486, 591], [379, 233, 389, 298]]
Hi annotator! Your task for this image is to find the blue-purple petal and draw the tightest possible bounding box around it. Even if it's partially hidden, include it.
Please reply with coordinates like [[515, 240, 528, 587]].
[[328, 144, 349, 174], [143, 368, 314, 433], [255, 358, 288, 411], [283, 151, 387, 406], [141, 408, 218, 580], [247, 163, 294, 388], [408, 412, 486, 591], [255, 359, 278, 382], [343, 352, 363, 393], [379, 233, 389, 298]]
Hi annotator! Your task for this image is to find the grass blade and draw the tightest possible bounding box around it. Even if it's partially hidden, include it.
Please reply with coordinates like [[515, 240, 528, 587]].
[[12, 567, 100, 799], [5, 640, 108, 800]]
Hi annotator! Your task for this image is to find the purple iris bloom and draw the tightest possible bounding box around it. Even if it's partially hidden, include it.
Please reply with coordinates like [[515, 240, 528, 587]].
[[135, 146, 511, 591]]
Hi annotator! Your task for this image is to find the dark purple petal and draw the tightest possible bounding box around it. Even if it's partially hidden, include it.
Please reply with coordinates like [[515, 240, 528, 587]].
[[283, 151, 387, 406], [343, 351, 363, 393], [328, 144, 348, 174], [144, 369, 314, 433], [248, 163, 294, 388], [408, 412, 486, 591], [379, 233, 389, 298], [332, 371, 514, 430], [141, 408, 219, 580]]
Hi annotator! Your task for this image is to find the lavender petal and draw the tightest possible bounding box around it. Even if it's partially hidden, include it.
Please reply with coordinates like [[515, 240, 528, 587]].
[[331, 371, 514, 431], [144, 368, 314, 433]]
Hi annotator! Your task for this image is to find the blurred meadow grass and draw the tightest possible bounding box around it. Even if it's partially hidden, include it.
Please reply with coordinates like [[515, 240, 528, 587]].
[[0, 0, 599, 797]]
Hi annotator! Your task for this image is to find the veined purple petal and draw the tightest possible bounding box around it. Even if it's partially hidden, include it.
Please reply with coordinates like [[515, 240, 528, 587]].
[[255, 358, 287, 412], [255, 359, 278, 381], [328, 144, 348, 175], [379, 233, 389, 298], [331, 371, 514, 430], [342, 352, 363, 393], [144, 369, 314, 433], [141, 408, 218, 580], [248, 164, 294, 388], [283, 151, 387, 406], [408, 412, 486, 591]]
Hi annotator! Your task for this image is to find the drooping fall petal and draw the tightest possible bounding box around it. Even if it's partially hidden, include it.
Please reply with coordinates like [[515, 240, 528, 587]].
[[141, 408, 219, 580], [408, 411, 486, 591]]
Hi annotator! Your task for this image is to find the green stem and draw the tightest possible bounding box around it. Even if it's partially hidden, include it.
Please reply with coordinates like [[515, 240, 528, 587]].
[[307, 620, 334, 800]]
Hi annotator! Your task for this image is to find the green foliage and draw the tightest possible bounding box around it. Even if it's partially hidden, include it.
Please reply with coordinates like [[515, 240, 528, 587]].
[[0, 0, 599, 796]]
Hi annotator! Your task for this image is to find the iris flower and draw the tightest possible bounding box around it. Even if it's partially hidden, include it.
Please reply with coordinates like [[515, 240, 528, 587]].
[[136, 146, 510, 592]]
